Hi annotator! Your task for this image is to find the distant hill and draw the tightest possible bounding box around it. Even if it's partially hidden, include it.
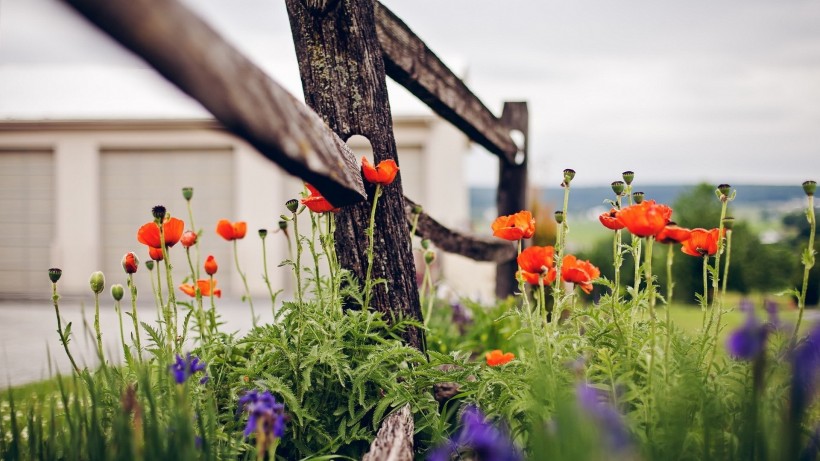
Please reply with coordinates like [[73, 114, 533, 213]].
[[470, 184, 808, 222]]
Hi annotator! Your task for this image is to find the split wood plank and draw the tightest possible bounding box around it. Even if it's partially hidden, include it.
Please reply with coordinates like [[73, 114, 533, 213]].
[[64, 0, 366, 206], [405, 197, 516, 263], [362, 404, 414, 461], [375, 3, 519, 165]]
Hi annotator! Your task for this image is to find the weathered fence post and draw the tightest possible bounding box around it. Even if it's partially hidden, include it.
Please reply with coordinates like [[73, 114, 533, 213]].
[[285, 0, 425, 350], [495, 101, 529, 299]]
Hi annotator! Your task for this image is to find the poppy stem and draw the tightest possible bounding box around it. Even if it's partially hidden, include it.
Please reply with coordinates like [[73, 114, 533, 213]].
[[186, 199, 201, 280], [159, 223, 179, 353], [363, 184, 382, 310], [186, 247, 206, 344], [704, 195, 730, 344], [309, 211, 323, 299], [792, 193, 816, 342], [664, 243, 673, 382], [423, 258, 435, 327], [700, 256, 709, 332], [208, 274, 217, 332], [52, 282, 81, 375], [705, 228, 734, 378], [260, 232, 281, 320], [292, 208, 304, 308], [128, 274, 142, 362], [115, 300, 130, 365], [93, 291, 105, 366], [233, 239, 256, 328]]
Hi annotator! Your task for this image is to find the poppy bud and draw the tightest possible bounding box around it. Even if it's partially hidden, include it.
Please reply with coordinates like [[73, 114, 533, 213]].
[[48, 268, 62, 283], [151, 205, 167, 221], [145, 260, 155, 271], [412, 204, 423, 215], [182, 187, 193, 201], [111, 284, 124, 301], [421, 239, 431, 250], [622, 171, 635, 185], [122, 252, 139, 274], [554, 211, 564, 224], [803, 180, 817, 197], [278, 220, 288, 231], [286, 199, 299, 213], [204, 255, 218, 276], [258, 229, 268, 238], [563, 169, 576, 185], [611, 181, 625, 196], [632, 192, 645, 204], [722, 216, 735, 230], [424, 250, 436, 264], [717, 184, 731, 197], [89, 271, 105, 294], [180, 230, 197, 248]]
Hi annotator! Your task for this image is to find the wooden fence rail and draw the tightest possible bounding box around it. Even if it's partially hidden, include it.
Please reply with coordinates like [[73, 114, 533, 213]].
[[61, 0, 529, 454]]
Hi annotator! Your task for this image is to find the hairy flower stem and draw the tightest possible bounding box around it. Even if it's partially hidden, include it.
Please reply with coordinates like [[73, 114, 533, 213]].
[[52, 282, 80, 375], [292, 210, 304, 308], [260, 233, 280, 318], [186, 200, 200, 280], [553, 183, 571, 303], [664, 244, 674, 380], [322, 215, 338, 311], [115, 300, 130, 364], [186, 247, 206, 344], [700, 257, 709, 331], [233, 240, 256, 328], [127, 274, 142, 361], [208, 274, 217, 332], [704, 196, 730, 342], [423, 259, 435, 327], [793, 194, 816, 341], [309, 213, 323, 299], [363, 184, 382, 309], [159, 225, 179, 353], [705, 229, 733, 378], [154, 264, 164, 322], [93, 292, 104, 366], [645, 237, 657, 423], [631, 237, 642, 314]]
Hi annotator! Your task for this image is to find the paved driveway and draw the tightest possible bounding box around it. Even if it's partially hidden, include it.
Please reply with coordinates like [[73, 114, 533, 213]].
[[0, 298, 271, 388]]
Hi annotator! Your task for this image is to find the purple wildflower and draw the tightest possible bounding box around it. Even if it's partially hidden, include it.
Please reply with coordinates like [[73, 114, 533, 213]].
[[237, 390, 287, 441], [576, 384, 632, 452], [726, 307, 769, 361], [427, 405, 522, 461], [791, 323, 820, 419], [451, 301, 472, 335], [170, 353, 208, 384]]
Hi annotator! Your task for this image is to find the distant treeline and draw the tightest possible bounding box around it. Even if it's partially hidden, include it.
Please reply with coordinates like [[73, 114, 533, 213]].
[[470, 184, 808, 218]]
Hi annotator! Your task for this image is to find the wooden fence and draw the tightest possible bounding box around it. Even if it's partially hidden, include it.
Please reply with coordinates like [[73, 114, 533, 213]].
[[63, 0, 530, 455]]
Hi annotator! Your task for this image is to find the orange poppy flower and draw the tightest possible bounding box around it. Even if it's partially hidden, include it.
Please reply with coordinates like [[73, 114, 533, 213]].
[[148, 246, 164, 261], [485, 349, 515, 366], [204, 255, 218, 276], [517, 245, 557, 285], [681, 228, 721, 257], [216, 220, 247, 241], [616, 200, 673, 238], [598, 208, 625, 230], [122, 252, 139, 274], [561, 254, 600, 294], [491, 210, 536, 241], [301, 183, 339, 213], [656, 224, 692, 244], [137, 217, 185, 249], [361, 156, 399, 186], [179, 279, 222, 298], [180, 230, 197, 248]]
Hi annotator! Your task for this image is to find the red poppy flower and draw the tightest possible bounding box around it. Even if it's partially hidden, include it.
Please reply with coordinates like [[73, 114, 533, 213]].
[[517, 245, 557, 285], [485, 349, 515, 366], [122, 252, 139, 274], [361, 156, 399, 186], [179, 279, 221, 298], [301, 183, 339, 213], [180, 230, 197, 248], [656, 224, 692, 244], [148, 246, 164, 261], [204, 255, 218, 276], [681, 228, 721, 257], [216, 220, 247, 241], [492, 210, 536, 241], [137, 217, 185, 249], [561, 254, 600, 294], [616, 200, 673, 238], [599, 208, 625, 230]]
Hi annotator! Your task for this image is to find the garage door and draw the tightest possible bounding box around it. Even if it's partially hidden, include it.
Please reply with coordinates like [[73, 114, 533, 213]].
[[101, 148, 234, 297], [0, 149, 54, 299]]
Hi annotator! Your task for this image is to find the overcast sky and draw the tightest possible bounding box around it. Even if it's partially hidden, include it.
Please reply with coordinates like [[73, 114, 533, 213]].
[[1, 0, 818, 187]]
